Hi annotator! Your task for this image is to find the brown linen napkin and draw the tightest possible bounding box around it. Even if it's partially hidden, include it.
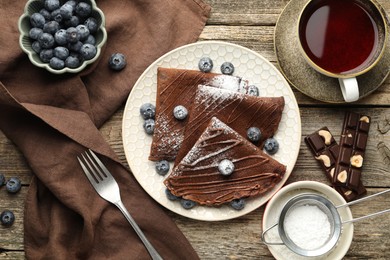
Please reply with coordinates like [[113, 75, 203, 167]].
[[0, 0, 211, 259]]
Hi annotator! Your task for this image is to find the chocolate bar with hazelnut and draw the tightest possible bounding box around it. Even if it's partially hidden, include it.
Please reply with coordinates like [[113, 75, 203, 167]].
[[333, 112, 370, 191], [305, 127, 339, 183]]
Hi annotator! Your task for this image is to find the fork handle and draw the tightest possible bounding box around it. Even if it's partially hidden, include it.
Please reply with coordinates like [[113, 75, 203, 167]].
[[115, 201, 163, 260]]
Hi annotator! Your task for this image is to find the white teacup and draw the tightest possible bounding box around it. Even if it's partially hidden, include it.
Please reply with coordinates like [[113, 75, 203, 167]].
[[297, 0, 388, 102]]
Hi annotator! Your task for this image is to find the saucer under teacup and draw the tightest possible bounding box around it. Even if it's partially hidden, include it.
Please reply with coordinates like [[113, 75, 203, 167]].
[[275, 0, 390, 103]]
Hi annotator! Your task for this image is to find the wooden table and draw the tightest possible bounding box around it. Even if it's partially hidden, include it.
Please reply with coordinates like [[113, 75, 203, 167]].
[[1, 0, 390, 259]]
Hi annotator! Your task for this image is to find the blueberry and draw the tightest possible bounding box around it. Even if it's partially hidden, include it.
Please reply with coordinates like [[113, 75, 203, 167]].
[[108, 53, 127, 71], [76, 25, 90, 41], [0, 210, 15, 227], [39, 49, 54, 63], [0, 173, 5, 186], [140, 103, 155, 120], [31, 41, 42, 53], [49, 57, 65, 70], [247, 127, 262, 143], [65, 0, 77, 8], [155, 160, 170, 176], [66, 27, 80, 43], [29, 28, 43, 40], [45, 0, 60, 11], [38, 33, 55, 49], [230, 199, 245, 210], [198, 57, 213, 72], [50, 8, 63, 23], [173, 105, 188, 120], [220, 62, 234, 75], [143, 119, 155, 135], [60, 3, 74, 20], [39, 8, 51, 21], [218, 159, 235, 176], [65, 55, 80, 68], [180, 199, 196, 209], [247, 85, 259, 96], [54, 29, 67, 45], [75, 2, 92, 17], [30, 13, 45, 29], [80, 43, 96, 60], [43, 21, 60, 35], [6, 177, 21, 193], [165, 189, 180, 201], [68, 41, 83, 52], [83, 34, 96, 45], [264, 138, 279, 155], [64, 16, 80, 28], [84, 17, 98, 34], [54, 46, 69, 60]]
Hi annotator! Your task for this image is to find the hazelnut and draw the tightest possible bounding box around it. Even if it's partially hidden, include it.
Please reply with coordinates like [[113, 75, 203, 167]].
[[330, 168, 335, 178], [315, 155, 331, 167], [359, 116, 370, 123], [344, 190, 353, 196], [337, 170, 348, 183], [318, 130, 332, 145], [350, 155, 363, 168]]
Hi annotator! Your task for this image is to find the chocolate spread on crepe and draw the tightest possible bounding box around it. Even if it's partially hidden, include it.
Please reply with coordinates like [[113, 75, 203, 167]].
[[149, 67, 249, 161], [164, 117, 286, 206], [174, 85, 285, 165]]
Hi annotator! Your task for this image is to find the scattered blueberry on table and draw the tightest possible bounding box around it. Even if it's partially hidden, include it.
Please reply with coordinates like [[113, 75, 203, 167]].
[[109, 53, 127, 71], [0, 210, 15, 227], [6, 177, 22, 194], [220, 61, 234, 75], [198, 57, 213, 72], [264, 138, 279, 155]]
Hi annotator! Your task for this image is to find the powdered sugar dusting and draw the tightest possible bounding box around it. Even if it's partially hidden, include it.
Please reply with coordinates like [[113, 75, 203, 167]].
[[195, 85, 244, 108]]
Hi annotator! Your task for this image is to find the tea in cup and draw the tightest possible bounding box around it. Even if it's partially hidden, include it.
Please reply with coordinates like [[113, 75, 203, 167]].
[[297, 0, 388, 102]]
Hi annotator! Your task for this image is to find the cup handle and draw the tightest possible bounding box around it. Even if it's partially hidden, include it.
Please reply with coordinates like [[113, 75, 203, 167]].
[[338, 77, 359, 102]]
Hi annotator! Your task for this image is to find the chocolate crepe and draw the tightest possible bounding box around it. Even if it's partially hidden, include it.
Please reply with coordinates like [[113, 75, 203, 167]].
[[0, 0, 210, 259], [175, 85, 285, 165], [149, 67, 249, 161], [165, 117, 286, 205]]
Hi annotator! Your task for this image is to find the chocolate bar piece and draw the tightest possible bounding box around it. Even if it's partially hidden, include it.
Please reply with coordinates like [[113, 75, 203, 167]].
[[305, 126, 367, 202], [305, 127, 339, 183], [333, 112, 370, 191]]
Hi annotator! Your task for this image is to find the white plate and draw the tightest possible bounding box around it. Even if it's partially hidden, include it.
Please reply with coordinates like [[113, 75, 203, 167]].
[[122, 41, 301, 221], [262, 181, 354, 260]]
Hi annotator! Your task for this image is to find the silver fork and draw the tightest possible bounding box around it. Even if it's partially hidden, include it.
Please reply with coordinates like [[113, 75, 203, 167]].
[[77, 149, 163, 260]]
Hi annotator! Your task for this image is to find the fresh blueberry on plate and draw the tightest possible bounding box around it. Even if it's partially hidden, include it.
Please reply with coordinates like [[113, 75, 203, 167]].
[[155, 160, 170, 176], [165, 189, 180, 201], [220, 61, 234, 75], [218, 159, 235, 176], [230, 198, 245, 210], [173, 105, 188, 120], [140, 103, 155, 120], [198, 57, 213, 73], [143, 119, 155, 135], [247, 127, 262, 143], [180, 199, 197, 209], [264, 138, 279, 155], [247, 85, 259, 96]]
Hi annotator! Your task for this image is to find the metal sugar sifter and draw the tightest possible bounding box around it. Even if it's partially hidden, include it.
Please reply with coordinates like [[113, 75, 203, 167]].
[[261, 189, 390, 257]]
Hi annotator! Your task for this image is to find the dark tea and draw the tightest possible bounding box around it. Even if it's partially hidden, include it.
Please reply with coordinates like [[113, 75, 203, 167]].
[[299, 0, 379, 74]]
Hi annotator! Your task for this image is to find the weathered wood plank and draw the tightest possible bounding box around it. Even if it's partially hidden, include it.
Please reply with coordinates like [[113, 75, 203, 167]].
[[0, 251, 24, 260]]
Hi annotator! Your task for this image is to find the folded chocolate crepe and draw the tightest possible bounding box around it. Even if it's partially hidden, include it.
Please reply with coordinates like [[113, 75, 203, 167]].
[[149, 67, 249, 161], [175, 85, 285, 165], [0, 0, 210, 259], [165, 117, 286, 205]]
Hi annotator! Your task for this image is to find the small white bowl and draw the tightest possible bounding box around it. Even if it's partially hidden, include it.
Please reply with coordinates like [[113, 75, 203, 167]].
[[18, 0, 107, 74], [262, 181, 354, 260]]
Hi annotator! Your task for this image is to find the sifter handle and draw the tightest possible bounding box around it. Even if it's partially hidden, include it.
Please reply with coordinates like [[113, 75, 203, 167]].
[[261, 222, 285, 245]]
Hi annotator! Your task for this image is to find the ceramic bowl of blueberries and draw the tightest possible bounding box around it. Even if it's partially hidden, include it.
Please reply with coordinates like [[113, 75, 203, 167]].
[[18, 0, 107, 74]]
